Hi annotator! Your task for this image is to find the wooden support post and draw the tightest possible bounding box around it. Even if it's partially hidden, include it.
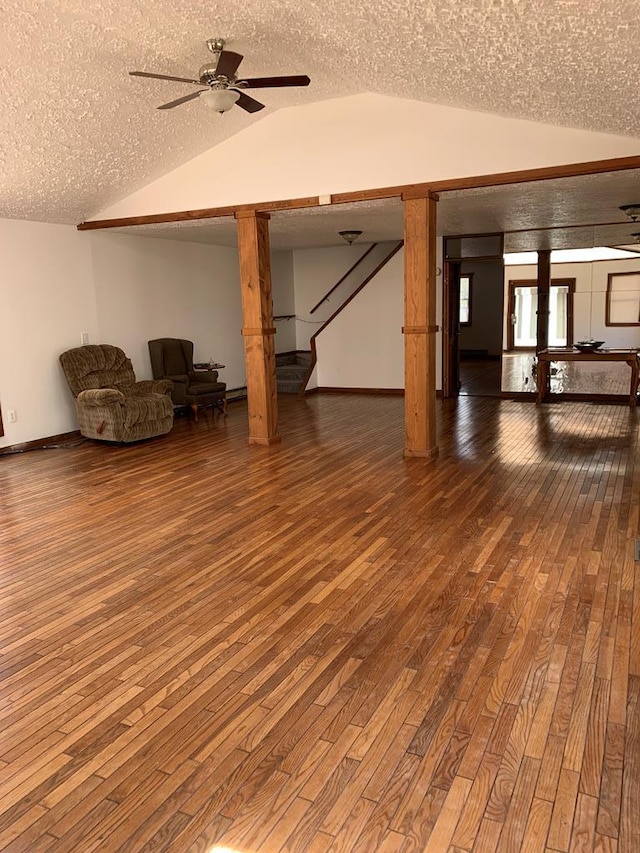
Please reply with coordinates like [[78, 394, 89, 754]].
[[536, 249, 551, 354], [236, 210, 280, 446], [402, 194, 439, 459]]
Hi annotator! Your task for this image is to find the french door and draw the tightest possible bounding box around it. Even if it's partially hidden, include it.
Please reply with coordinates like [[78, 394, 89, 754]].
[[507, 278, 575, 350]]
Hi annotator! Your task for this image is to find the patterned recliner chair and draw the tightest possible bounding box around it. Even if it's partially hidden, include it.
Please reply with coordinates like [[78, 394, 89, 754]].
[[59, 344, 174, 443]]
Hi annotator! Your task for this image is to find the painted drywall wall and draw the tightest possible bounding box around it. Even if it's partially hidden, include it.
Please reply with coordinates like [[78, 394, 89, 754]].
[[503, 258, 640, 349], [291, 244, 375, 352], [460, 260, 504, 356], [292, 240, 444, 392], [88, 232, 246, 391], [94, 93, 640, 221], [0, 224, 251, 448], [270, 250, 296, 353], [316, 250, 405, 389], [0, 218, 98, 447]]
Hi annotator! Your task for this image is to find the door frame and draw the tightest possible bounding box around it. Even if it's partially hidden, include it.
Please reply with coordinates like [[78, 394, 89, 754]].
[[506, 277, 576, 351], [442, 260, 462, 398]]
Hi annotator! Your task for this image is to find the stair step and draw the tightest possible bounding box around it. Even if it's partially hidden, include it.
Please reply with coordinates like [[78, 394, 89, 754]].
[[276, 351, 312, 368], [277, 380, 303, 394], [276, 366, 308, 381]]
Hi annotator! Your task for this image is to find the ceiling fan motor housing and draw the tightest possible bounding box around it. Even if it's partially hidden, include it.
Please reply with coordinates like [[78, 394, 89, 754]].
[[198, 64, 232, 87]]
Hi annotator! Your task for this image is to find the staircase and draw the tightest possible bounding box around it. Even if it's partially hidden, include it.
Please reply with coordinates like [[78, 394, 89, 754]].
[[299, 240, 404, 396], [276, 351, 312, 394]]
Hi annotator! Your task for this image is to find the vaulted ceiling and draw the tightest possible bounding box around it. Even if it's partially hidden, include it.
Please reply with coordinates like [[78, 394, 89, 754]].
[[3, 0, 640, 226]]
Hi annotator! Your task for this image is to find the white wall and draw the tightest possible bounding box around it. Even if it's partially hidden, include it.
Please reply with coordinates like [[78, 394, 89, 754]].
[[89, 233, 246, 390], [0, 219, 98, 447], [316, 251, 404, 389], [94, 94, 640, 222], [291, 244, 374, 352], [292, 240, 445, 392], [504, 258, 640, 349], [270, 250, 296, 353], [0, 225, 250, 447]]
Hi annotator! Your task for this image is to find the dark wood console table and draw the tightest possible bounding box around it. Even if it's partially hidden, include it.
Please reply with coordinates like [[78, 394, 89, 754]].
[[536, 347, 640, 407]]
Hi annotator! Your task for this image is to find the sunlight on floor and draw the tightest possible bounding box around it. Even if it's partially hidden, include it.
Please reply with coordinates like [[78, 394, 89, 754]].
[[208, 847, 250, 853]]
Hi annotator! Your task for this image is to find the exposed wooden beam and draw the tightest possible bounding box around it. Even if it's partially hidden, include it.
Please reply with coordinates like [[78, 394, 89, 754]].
[[76, 196, 322, 231], [76, 155, 640, 232], [236, 210, 280, 446], [426, 154, 640, 193], [402, 194, 439, 459]]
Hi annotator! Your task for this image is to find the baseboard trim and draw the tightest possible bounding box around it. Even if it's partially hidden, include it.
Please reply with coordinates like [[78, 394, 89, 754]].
[[316, 387, 405, 395], [403, 446, 440, 460], [0, 430, 82, 456], [248, 435, 282, 446]]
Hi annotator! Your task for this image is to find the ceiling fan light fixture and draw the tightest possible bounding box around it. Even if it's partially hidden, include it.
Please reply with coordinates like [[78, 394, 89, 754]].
[[339, 230, 363, 245], [201, 88, 240, 113], [620, 204, 640, 221]]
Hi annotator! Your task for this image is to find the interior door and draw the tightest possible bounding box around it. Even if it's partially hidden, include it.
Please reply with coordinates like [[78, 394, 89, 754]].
[[507, 279, 575, 350]]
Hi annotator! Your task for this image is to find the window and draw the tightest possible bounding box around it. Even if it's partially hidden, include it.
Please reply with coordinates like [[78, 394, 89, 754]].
[[606, 271, 640, 326], [507, 279, 575, 350], [459, 274, 472, 325]]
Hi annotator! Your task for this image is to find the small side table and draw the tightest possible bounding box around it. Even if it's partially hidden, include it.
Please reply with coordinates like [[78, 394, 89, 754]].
[[193, 363, 227, 415]]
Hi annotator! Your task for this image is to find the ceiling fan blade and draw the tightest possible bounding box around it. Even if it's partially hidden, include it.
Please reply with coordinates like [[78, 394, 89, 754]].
[[157, 90, 204, 110], [234, 91, 265, 113], [214, 50, 244, 79], [237, 75, 311, 89], [130, 70, 200, 85]]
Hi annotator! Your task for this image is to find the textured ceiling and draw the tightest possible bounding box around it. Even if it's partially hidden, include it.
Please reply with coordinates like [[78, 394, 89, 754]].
[[3, 0, 640, 225], [109, 171, 640, 252]]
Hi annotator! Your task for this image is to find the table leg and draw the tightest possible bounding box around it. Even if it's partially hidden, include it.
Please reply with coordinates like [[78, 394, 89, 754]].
[[629, 356, 639, 407], [536, 358, 548, 404]]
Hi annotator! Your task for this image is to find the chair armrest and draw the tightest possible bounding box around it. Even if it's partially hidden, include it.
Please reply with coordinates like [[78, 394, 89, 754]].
[[193, 369, 219, 382], [132, 379, 173, 396], [77, 388, 125, 406]]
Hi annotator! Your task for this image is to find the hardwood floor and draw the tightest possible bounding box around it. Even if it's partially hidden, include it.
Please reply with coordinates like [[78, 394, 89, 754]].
[[1, 393, 638, 852]]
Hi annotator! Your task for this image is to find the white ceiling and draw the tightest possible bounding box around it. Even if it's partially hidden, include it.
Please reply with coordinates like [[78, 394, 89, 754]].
[[3, 0, 640, 225]]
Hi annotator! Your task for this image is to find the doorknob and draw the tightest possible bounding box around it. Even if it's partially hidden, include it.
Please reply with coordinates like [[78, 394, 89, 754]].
[[511, 314, 517, 324]]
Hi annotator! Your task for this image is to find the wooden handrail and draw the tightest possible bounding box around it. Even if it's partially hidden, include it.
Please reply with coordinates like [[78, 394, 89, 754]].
[[299, 240, 404, 396], [309, 244, 378, 315]]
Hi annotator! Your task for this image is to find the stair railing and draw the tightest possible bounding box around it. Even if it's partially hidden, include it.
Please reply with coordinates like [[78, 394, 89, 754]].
[[299, 240, 404, 397], [308, 244, 379, 315]]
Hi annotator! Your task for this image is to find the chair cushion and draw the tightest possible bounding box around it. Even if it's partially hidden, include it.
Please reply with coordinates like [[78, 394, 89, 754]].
[[189, 380, 226, 396], [59, 345, 135, 396], [121, 393, 173, 428]]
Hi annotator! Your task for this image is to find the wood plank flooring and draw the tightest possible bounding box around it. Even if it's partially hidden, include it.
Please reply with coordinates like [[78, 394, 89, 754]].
[[0, 393, 638, 852]]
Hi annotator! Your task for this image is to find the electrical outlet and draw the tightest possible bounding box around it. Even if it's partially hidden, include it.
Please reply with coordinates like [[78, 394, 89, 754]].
[[7, 410, 17, 423], [81, 331, 90, 345]]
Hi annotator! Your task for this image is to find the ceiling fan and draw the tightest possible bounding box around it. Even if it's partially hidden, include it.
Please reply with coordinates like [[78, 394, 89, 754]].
[[129, 37, 311, 114]]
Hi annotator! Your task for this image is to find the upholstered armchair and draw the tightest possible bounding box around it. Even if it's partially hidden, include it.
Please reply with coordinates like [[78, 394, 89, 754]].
[[59, 344, 174, 442], [148, 338, 226, 420]]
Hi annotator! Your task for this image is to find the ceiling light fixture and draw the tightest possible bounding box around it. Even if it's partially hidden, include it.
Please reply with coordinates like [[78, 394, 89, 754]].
[[620, 204, 640, 221], [200, 88, 240, 113], [339, 230, 363, 245]]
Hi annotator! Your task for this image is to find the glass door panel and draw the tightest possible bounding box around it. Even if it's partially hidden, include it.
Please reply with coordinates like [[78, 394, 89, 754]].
[[508, 280, 574, 350]]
